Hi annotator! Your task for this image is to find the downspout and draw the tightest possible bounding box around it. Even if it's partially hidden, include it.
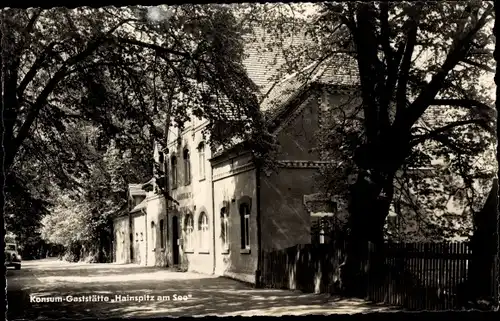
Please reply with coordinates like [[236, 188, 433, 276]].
[[255, 164, 263, 288], [211, 159, 217, 275], [164, 151, 169, 267], [143, 208, 147, 265], [163, 82, 173, 267]]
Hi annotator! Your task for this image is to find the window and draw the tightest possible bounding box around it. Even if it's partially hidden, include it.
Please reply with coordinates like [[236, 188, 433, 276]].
[[240, 204, 250, 250], [198, 142, 206, 180], [185, 214, 194, 251], [158, 151, 165, 173], [198, 212, 209, 252], [151, 221, 156, 250], [183, 149, 191, 185], [319, 228, 325, 244], [159, 219, 164, 248], [221, 207, 229, 251], [171, 156, 178, 188]]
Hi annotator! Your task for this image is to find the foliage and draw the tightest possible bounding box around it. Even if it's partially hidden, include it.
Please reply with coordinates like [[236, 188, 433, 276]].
[[1, 4, 269, 201], [2, 5, 275, 257], [252, 2, 496, 241]]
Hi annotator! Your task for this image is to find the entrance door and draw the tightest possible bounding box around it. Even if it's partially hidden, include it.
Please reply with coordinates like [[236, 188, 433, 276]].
[[129, 233, 134, 263], [172, 216, 180, 265], [131, 214, 147, 265]]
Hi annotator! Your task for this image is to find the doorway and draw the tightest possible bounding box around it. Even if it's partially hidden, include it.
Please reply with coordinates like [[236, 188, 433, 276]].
[[172, 216, 180, 265], [129, 233, 134, 262]]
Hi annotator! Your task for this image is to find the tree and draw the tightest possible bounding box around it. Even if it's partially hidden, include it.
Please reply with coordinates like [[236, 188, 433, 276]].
[[255, 2, 495, 296], [494, 0, 499, 309], [1, 5, 273, 250]]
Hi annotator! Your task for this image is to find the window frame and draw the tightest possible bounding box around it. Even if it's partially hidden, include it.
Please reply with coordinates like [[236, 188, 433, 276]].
[[183, 148, 191, 186], [150, 221, 156, 251], [239, 203, 251, 252], [171, 156, 178, 189], [198, 212, 210, 253], [220, 206, 230, 253], [197, 142, 206, 181], [185, 214, 194, 253], [159, 219, 165, 250]]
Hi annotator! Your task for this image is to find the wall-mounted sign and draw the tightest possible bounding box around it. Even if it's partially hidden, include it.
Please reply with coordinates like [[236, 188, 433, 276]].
[[177, 192, 192, 201]]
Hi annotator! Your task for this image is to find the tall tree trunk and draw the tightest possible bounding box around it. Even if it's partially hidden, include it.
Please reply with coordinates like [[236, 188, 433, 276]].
[[468, 180, 498, 305], [494, 0, 500, 309], [340, 168, 395, 297]]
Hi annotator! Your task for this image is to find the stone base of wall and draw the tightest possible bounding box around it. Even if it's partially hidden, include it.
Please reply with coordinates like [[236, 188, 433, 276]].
[[223, 271, 256, 285]]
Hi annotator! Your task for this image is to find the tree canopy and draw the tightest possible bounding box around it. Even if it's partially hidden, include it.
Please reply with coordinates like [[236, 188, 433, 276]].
[[250, 2, 496, 241], [1, 4, 272, 256]]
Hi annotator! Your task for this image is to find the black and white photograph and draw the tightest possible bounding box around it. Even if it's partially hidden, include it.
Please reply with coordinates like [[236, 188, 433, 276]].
[[2, 1, 499, 319]]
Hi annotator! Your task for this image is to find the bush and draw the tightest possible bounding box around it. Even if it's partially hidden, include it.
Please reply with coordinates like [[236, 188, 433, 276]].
[[82, 252, 99, 263], [62, 251, 79, 262]]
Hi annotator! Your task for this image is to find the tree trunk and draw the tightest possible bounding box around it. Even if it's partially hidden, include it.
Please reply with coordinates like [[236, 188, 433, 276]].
[[467, 180, 498, 305], [340, 169, 394, 297], [494, 0, 500, 309]]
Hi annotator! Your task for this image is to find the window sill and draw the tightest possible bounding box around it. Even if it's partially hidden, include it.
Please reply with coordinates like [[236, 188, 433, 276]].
[[160, 248, 165, 252], [184, 249, 195, 254], [198, 250, 210, 254], [240, 249, 251, 254], [199, 178, 206, 182]]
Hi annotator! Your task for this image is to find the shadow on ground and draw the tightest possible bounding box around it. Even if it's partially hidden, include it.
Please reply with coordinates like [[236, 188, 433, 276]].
[[7, 261, 399, 319]]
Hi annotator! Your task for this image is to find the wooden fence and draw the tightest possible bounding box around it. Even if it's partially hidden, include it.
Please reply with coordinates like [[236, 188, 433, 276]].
[[262, 241, 499, 310], [262, 240, 346, 294]]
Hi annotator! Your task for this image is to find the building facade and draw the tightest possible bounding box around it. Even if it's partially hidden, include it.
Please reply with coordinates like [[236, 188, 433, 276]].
[[112, 31, 359, 282], [112, 81, 356, 284]]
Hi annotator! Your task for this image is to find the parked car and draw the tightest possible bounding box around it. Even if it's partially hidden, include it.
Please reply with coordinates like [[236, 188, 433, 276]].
[[5, 243, 21, 270]]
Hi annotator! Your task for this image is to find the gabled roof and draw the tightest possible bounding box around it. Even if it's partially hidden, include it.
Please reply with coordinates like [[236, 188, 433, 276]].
[[128, 183, 147, 197], [130, 198, 147, 214], [109, 203, 129, 220]]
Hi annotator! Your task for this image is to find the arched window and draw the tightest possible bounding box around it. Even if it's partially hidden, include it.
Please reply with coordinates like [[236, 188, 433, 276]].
[[197, 142, 206, 180], [240, 204, 250, 250], [183, 149, 191, 185], [198, 212, 209, 252], [159, 219, 165, 249], [151, 221, 156, 250], [171, 156, 178, 188], [221, 207, 229, 251], [185, 214, 194, 251]]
